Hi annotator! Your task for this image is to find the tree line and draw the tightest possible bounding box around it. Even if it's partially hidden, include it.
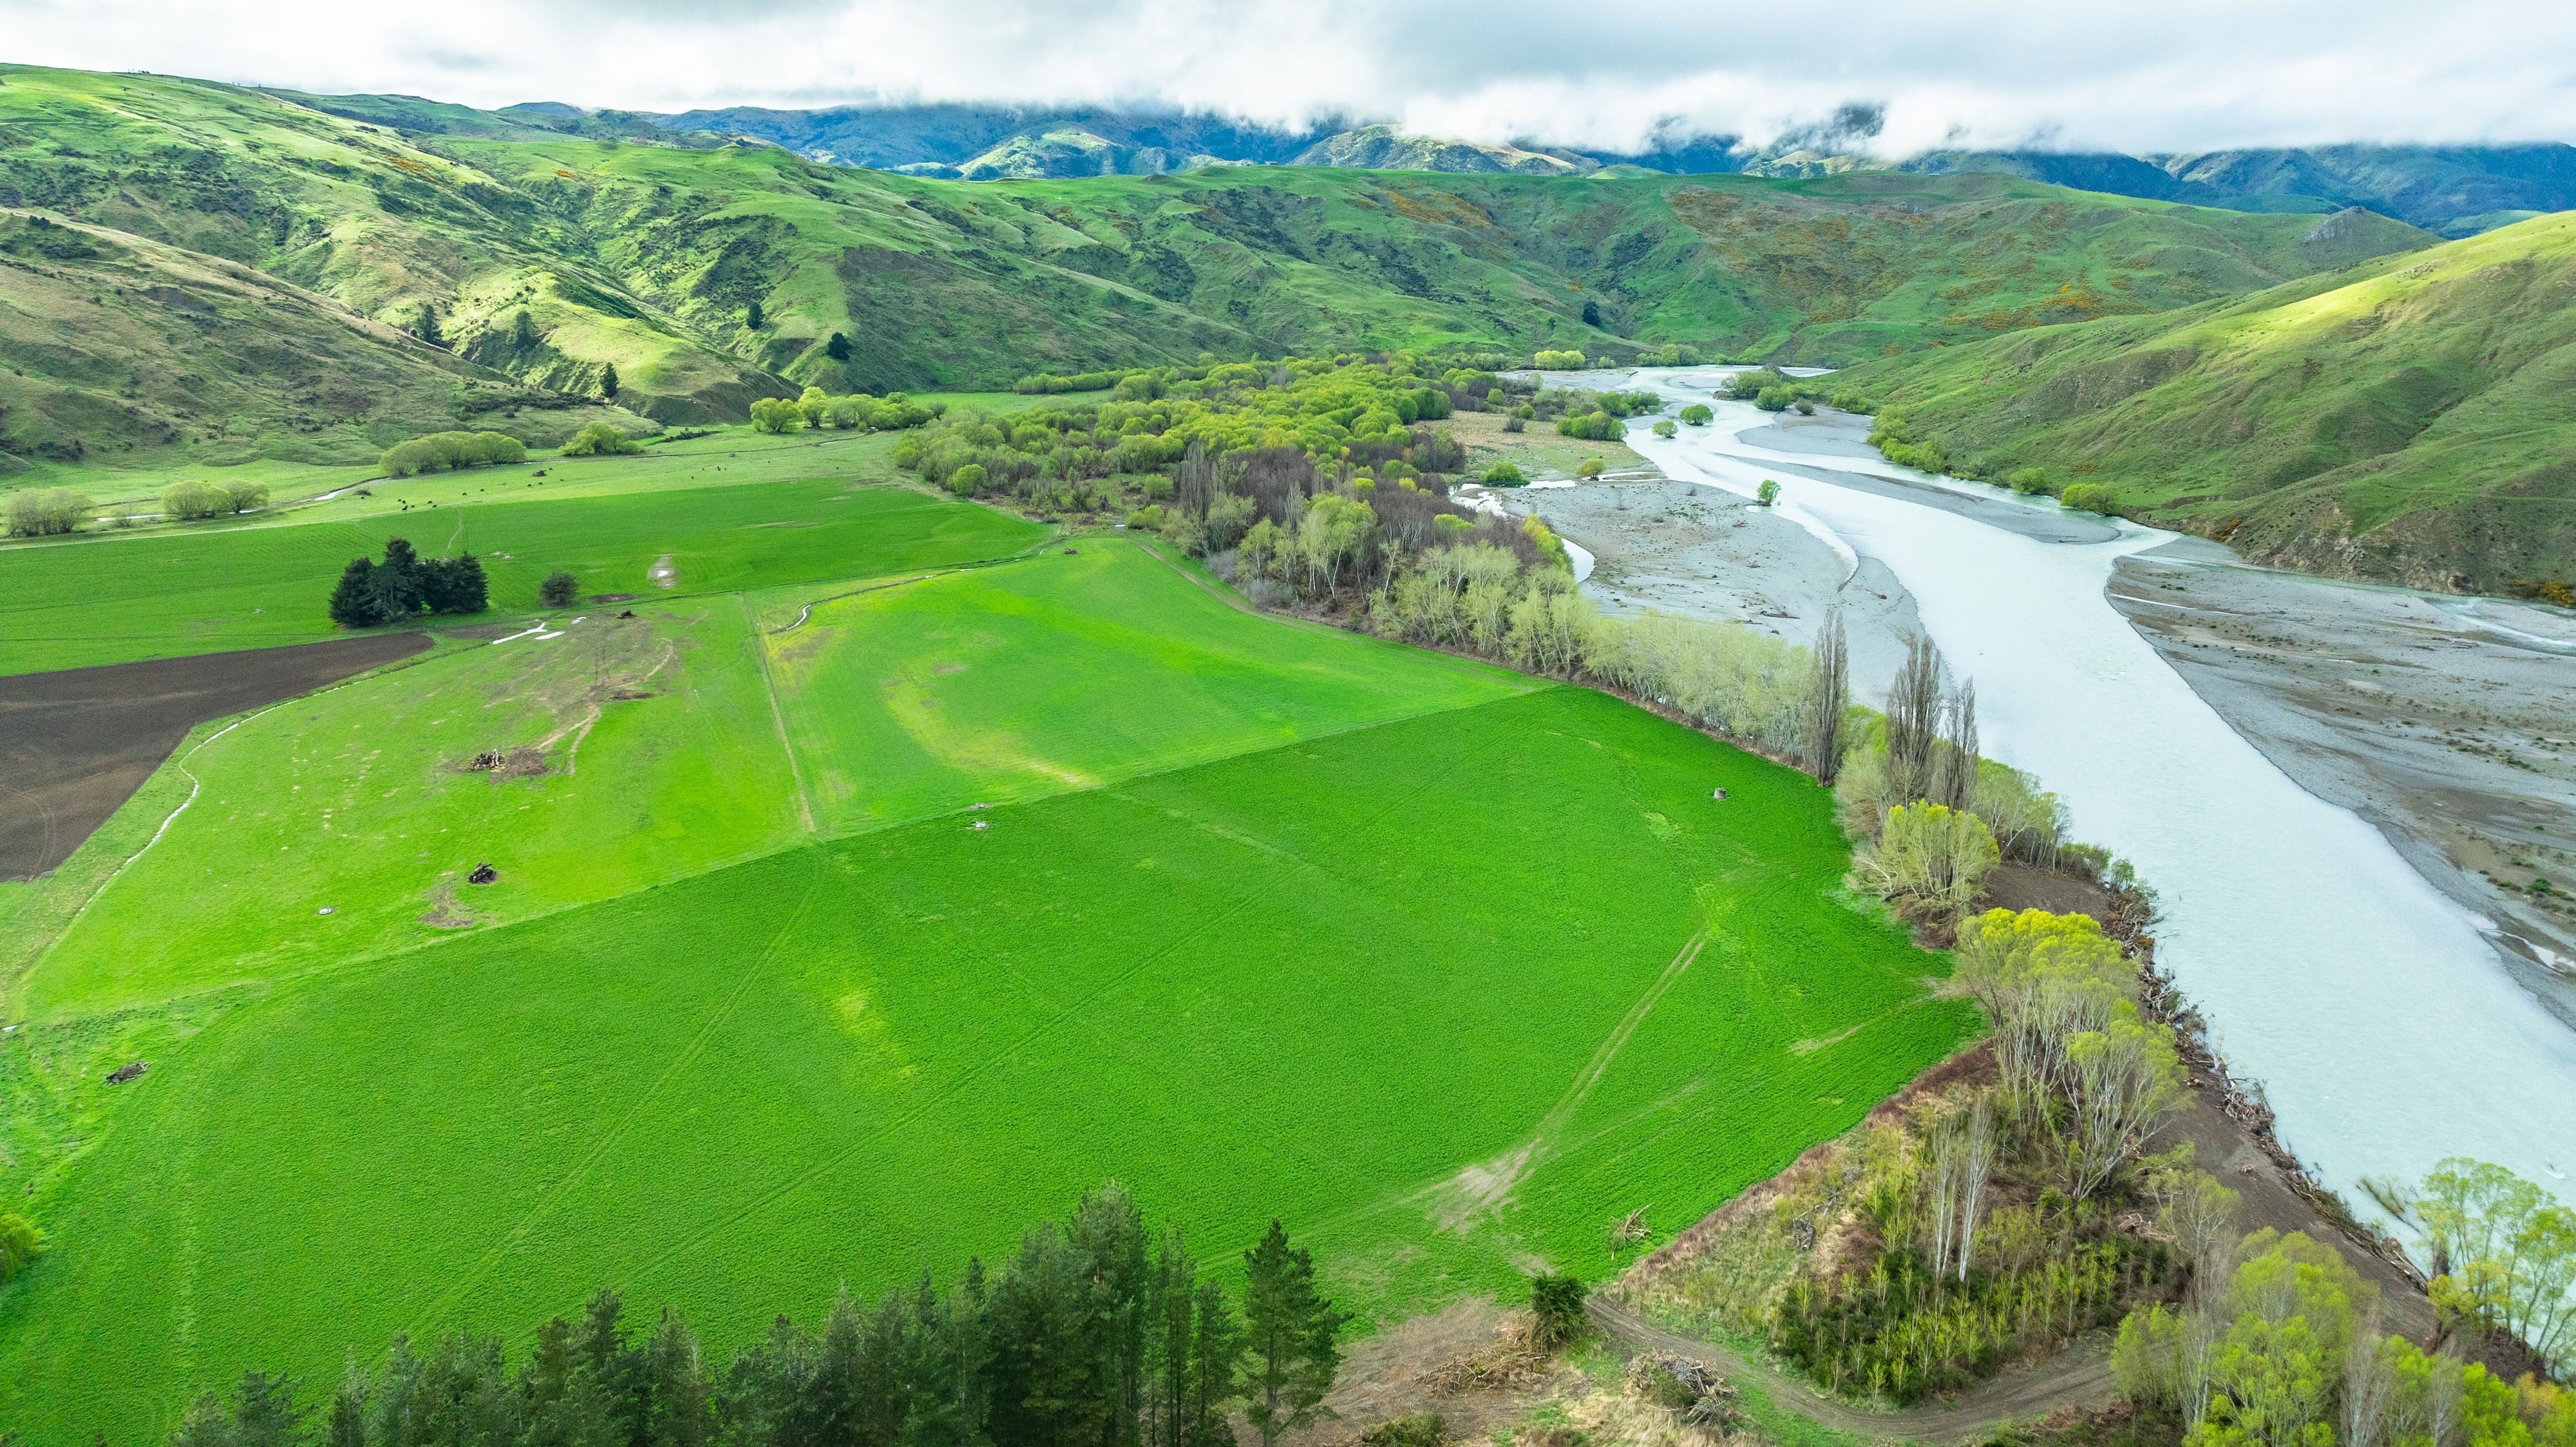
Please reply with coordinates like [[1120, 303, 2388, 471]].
[[328, 538, 489, 628], [2116, 1157, 2576, 1447], [750, 388, 943, 436], [149, 1186, 1349, 1447]]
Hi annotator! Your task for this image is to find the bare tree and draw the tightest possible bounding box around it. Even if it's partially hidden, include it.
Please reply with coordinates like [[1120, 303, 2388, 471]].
[[2152, 1169, 2244, 1300], [1884, 633, 1944, 804], [2342, 1319, 2396, 1447], [1955, 1094, 1995, 1280], [1803, 605, 1848, 784]]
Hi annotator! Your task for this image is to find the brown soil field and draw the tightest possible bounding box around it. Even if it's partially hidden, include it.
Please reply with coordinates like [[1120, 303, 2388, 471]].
[[0, 632, 430, 879]]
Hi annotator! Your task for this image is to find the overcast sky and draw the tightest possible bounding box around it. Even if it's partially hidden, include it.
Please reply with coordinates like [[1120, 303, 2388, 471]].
[[8, 0, 2572, 155]]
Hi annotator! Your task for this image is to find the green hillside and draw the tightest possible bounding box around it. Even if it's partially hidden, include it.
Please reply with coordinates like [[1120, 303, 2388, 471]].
[[1, 64, 2433, 482], [1835, 211, 2576, 591]]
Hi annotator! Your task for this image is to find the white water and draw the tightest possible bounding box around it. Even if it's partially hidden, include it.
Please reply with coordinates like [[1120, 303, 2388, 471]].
[[1620, 368, 2576, 1209]]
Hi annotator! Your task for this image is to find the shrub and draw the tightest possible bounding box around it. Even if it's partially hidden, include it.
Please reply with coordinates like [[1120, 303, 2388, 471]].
[[1530, 1272, 1588, 1350], [2005, 466, 2049, 494], [948, 463, 987, 496], [2060, 482, 2120, 515], [1754, 385, 1793, 412], [1829, 391, 1870, 412], [539, 571, 578, 607], [1651, 420, 1677, 438], [1482, 462, 1526, 487], [1794, 399, 1815, 415], [0, 1213, 42, 1282], [1502, 415, 1525, 433], [1756, 479, 1780, 507], [1532, 349, 1586, 370], [1575, 458, 1605, 478], [1678, 404, 1713, 426], [162, 479, 232, 520], [749, 397, 805, 433], [1360, 1414, 1447, 1447], [1853, 802, 2000, 922], [560, 422, 642, 457], [222, 480, 270, 513], [5, 487, 91, 536]]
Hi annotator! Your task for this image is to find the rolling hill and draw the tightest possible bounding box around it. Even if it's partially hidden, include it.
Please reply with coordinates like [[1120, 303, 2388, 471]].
[[1, 63, 2434, 481], [1832, 211, 2576, 591]]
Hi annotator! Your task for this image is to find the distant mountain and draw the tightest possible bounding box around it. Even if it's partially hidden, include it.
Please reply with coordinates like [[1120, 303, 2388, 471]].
[[1897, 144, 2576, 236], [1835, 211, 2576, 591]]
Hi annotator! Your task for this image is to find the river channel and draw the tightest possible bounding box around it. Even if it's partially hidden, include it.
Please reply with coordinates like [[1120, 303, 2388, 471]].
[[1613, 367, 2576, 1211]]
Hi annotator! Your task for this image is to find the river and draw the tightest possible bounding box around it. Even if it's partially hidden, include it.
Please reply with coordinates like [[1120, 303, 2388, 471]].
[[1611, 368, 2576, 1211]]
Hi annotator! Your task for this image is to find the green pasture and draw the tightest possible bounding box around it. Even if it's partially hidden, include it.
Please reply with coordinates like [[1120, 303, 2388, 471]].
[[762, 543, 1531, 831], [14, 606, 804, 1018], [0, 687, 1976, 1443], [17, 541, 1524, 1018], [0, 480, 1040, 676]]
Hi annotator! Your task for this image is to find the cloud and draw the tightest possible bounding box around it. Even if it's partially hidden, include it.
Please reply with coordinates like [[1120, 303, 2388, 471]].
[[4, 0, 2571, 155]]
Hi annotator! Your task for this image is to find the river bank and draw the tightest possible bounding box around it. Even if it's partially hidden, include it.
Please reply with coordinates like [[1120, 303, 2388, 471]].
[[1509, 364, 2576, 1216]]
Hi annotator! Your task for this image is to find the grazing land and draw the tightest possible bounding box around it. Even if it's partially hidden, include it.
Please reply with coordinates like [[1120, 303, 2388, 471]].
[[0, 632, 430, 878], [0, 477, 1039, 676], [762, 544, 1530, 830], [0, 686, 1976, 1444]]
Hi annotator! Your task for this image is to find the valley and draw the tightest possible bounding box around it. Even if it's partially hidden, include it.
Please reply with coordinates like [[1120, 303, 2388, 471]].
[[1, 49, 2571, 1447]]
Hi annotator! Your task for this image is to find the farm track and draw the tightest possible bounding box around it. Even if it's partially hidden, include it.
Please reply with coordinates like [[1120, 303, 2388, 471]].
[[1584, 1297, 2116, 1442]]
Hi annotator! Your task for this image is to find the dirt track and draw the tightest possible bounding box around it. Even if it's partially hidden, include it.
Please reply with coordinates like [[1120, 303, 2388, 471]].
[[1586, 1297, 2116, 1442], [0, 632, 430, 878]]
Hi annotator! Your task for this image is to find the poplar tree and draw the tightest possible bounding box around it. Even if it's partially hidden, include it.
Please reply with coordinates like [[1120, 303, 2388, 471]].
[[1803, 605, 1848, 784]]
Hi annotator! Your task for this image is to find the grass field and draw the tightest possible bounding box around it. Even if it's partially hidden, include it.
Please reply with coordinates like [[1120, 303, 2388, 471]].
[[762, 544, 1530, 831], [0, 686, 1976, 1442], [15, 542, 1526, 1018], [0, 478, 1041, 676]]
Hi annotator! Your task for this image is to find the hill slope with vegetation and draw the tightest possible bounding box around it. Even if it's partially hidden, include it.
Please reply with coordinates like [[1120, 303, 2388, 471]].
[[1834, 212, 2576, 591], [0, 65, 2434, 481]]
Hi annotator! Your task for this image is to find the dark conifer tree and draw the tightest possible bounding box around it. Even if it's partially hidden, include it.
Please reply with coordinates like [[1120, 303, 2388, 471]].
[[601, 363, 620, 400], [1241, 1222, 1347, 1447], [329, 556, 381, 629], [826, 332, 853, 362]]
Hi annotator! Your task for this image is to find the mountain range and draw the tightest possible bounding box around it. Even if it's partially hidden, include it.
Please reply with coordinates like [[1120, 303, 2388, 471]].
[[261, 87, 2575, 238]]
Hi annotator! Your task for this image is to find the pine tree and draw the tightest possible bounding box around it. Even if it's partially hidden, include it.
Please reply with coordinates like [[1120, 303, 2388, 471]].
[[512, 308, 540, 348], [601, 363, 620, 400], [328, 556, 381, 629], [1186, 1280, 1243, 1447], [746, 300, 764, 329], [1241, 1222, 1347, 1447], [370, 538, 424, 619], [826, 332, 852, 362]]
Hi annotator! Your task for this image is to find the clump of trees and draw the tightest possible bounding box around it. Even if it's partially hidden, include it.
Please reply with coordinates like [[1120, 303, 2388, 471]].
[[561, 422, 643, 457], [2061, 482, 2122, 515], [379, 430, 529, 477], [1533, 349, 1587, 369], [162, 478, 269, 520], [1868, 413, 1949, 475], [751, 386, 942, 435], [2116, 1157, 2576, 1446], [158, 1185, 1350, 1447], [328, 538, 489, 628], [5, 486, 92, 536]]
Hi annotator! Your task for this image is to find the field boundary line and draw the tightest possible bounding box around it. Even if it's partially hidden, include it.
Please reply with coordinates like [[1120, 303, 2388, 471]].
[[415, 844, 835, 1334], [760, 549, 1050, 636], [742, 592, 817, 834]]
